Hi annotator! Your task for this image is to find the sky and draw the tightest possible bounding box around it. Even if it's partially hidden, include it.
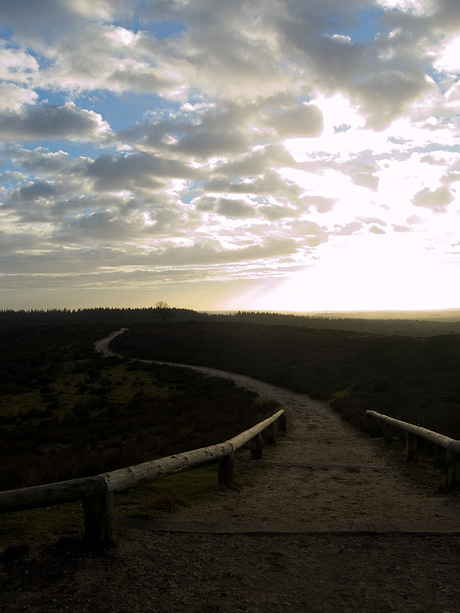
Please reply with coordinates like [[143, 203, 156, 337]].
[[1, 0, 460, 313]]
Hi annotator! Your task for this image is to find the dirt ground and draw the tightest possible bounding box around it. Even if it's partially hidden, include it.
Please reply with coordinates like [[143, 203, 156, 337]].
[[2, 362, 460, 612], [2, 531, 460, 613]]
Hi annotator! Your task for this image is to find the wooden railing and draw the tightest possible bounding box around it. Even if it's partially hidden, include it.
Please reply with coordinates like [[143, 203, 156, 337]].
[[0, 409, 286, 549], [366, 409, 460, 490]]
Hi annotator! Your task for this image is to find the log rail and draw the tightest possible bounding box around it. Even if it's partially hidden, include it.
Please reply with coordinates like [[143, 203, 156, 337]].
[[0, 409, 286, 549], [366, 409, 460, 491]]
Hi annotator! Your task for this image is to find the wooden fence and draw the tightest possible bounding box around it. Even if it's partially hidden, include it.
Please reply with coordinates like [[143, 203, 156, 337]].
[[366, 409, 460, 490], [0, 409, 286, 549]]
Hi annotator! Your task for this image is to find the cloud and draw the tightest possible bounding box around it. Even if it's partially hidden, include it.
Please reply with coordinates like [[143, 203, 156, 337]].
[[263, 103, 324, 137], [204, 170, 302, 202], [5, 146, 70, 175], [412, 185, 453, 208], [406, 214, 426, 224], [142, 237, 300, 266], [343, 160, 380, 190], [214, 144, 297, 178], [0, 83, 38, 112], [303, 195, 337, 213], [289, 219, 328, 246], [357, 216, 388, 227], [121, 103, 255, 159], [1, 0, 460, 308], [444, 172, 460, 183], [19, 180, 56, 201], [216, 198, 257, 219], [0, 102, 112, 142], [0, 46, 39, 84], [334, 221, 363, 235], [85, 152, 199, 191], [259, 204, 299, 220]]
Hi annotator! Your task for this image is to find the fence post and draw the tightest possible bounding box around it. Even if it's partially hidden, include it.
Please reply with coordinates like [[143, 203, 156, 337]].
[[446, 452, 459, 491], [250, 433, 263, 459], [405, 433, 418, 462], [263, 422, 277, 444], [82, 491, 115, 549], [277, 413, 287, 433], [218, 451, 235, 485]]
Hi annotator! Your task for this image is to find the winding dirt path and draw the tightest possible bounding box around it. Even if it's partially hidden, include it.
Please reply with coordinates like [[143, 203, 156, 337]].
[[94, 320, 460, 534], [130, 362, 460, 533]]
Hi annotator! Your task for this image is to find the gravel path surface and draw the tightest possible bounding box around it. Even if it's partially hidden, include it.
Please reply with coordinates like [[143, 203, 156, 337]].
[[164, 364, 460, 533]]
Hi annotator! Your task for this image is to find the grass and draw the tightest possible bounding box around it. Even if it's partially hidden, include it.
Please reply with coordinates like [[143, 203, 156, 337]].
[[1, 355, 276, 490], [0, 362, 173, 426], [0, 503, 84, 550], [0, 323, 280, 549], [377, 436, 454, 493], [0, 447, 269, 550], [112, 321, 460, 441], [5, 318, 460, 549]]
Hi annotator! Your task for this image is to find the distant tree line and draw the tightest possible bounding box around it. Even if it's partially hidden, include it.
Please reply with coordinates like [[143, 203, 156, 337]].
[[212, 311, 460, 337], [1, 306, 460, 337], [0, 306, 207, 333]]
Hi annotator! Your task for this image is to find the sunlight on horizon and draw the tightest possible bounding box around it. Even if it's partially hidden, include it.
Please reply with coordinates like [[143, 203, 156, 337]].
[[223, 234, 460, 313]]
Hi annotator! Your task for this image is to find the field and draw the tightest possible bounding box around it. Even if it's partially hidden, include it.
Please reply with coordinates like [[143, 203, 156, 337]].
[[112, 321, 460, 442], [3, 318, 460, 546], [0, 324, 277, 491]]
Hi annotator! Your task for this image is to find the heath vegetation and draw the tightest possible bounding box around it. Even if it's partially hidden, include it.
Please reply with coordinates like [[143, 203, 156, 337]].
[[112, 321, 460, 446], [0, 324, 277, 492]]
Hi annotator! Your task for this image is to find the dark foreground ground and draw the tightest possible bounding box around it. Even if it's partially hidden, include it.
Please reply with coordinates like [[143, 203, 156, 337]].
[[1, 530, 460, 613]]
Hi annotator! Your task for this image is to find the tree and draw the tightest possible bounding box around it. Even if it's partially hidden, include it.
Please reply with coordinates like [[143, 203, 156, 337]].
[[155, 301, 173, 324]]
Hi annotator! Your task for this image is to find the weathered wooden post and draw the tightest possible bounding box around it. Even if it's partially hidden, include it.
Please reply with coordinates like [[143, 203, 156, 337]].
[[263, 422, 277, 444], [250, 433, 263, 459], [277, 413, 287, 433], [82, 491, 115, 549], [218, 451, 235, 485], [445, 451, 459, 491], [405, 433, 418, 462]]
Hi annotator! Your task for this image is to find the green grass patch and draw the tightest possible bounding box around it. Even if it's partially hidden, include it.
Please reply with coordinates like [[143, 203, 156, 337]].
[[0, 457, 260, 550], [0, 502, 85, 550], [0, 362, 174, 426], [379, 438, 449, 492]]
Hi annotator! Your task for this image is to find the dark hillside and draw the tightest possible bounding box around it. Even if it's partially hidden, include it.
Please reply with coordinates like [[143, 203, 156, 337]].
[[2, 307, 460, 336], [112, 322, 460, 440], [0, 325, 276, 491]]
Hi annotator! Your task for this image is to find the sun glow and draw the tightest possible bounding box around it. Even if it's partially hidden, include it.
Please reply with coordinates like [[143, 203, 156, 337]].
[[247, 234, 460, 312]]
